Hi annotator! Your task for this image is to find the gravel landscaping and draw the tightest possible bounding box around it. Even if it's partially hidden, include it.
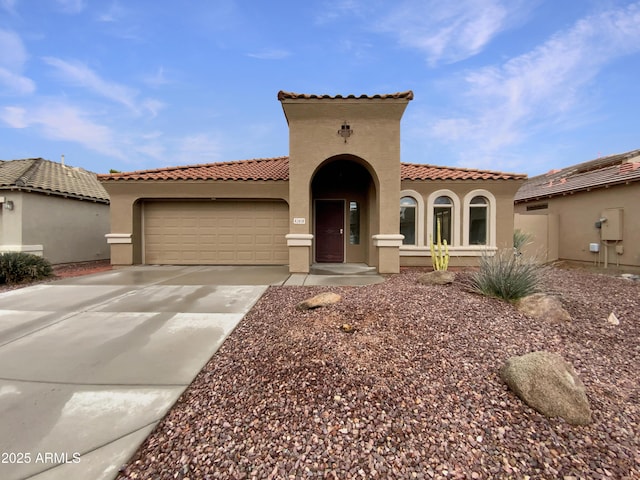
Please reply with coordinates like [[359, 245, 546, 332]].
[[118, 267, 639, 479]]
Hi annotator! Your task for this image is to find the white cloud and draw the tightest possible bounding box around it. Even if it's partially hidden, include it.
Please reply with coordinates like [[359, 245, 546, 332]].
[[0, 0, 17, 14], [246, 49, 291, 60], [376, 0, 523, 65], [0, 29, 35, 94], [54, 0, 86, 14], [1, 101, 123, 159], [42, 57, 164, 117], [43, 57, 138, 110], [1, 106, 28, 127], [425, 2, 640, 168], [177, 133, 222, 164], [0, 67, 35, 94]]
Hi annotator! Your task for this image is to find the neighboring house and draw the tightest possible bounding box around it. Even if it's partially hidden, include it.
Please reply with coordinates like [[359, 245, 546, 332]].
[[100, 91, 526, 274], [0, 158, 110, 264], [514, 149, 640, 268]]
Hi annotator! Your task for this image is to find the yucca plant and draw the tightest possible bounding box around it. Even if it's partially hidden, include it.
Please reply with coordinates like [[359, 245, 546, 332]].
[[468, 248, 543, 302], [0, 252, 53, 284], [513, 229, 533, 254]]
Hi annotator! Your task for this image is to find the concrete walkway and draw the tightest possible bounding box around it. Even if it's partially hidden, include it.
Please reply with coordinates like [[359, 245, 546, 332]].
[[0, 265, 384, 480]]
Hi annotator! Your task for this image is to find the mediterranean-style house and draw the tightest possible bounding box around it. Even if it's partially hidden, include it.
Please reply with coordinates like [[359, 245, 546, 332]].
[[514, 148, 640, 268], [0, 157, 110, 264], [100, 91, 526, 273]]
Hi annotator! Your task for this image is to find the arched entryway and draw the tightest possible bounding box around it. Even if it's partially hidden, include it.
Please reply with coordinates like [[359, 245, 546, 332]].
[[311, 156, 376, 264]]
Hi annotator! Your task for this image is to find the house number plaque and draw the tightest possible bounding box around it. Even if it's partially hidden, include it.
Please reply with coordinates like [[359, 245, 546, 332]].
[[293, 218, 306, 225]]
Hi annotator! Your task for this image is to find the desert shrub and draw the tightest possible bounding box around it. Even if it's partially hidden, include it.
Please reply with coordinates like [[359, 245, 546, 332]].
[[0, 252, 53, 284], [513, 229, 533, 253], [468, 248, 544, 302]]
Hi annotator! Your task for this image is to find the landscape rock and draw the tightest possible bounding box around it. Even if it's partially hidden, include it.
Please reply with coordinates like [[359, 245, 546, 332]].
[[417, 270, 456, 285], [516, 293, 571, 322], [607, 312, 620, 325], [296, 292, 342, 310], [500, 350, 592, 425]]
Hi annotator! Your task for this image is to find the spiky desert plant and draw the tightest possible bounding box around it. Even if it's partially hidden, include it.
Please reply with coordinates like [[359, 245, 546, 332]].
[[429, 218, 449, 271], [468, 248, 544, 302], [513, 229, 533, 254]]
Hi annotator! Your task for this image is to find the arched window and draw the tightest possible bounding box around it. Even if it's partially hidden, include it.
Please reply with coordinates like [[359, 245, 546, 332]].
[[400, 196, 417, 245], [433, 196, 453, 244], [468, 196, 488, 245], [463, 190, 496, 247]]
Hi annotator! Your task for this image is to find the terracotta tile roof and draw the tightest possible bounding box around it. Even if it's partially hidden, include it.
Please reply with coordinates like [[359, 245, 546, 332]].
[[0, 158, 109, 203], [278, 90, 414, 101], [99, 156, 525, 182], [401, 162, 526, 181], [98, 157, 290, 181], [515, 149, 640, 202]]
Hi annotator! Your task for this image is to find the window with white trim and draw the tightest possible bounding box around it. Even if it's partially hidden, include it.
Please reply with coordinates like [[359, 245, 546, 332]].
[[468, 196, 488, 245], [462, 189, 497, 248], [400, 196, 417, 245], [433, 196, 453, 244]]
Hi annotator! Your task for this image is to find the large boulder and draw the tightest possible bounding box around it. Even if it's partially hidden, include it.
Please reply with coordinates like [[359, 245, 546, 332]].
[[516, 293, 571, 322], [500, 351, 592, 425], [418, 270, 456, 285], [296, 292, 342, 311]]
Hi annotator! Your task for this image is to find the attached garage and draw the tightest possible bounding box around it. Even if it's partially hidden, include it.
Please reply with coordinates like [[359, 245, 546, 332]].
[[143, 200, 288, 265]]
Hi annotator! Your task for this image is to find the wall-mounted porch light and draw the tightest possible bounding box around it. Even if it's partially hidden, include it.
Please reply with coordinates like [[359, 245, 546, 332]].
[[338, 121, 353, 143], [4, 200, 13, 210]]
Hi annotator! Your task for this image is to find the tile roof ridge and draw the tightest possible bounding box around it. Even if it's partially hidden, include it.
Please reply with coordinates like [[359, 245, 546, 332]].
[[278, 90, 414, 101], [100, 156, 289, 179], [15, 158, 43, 187], [401, 161, 526, 177]]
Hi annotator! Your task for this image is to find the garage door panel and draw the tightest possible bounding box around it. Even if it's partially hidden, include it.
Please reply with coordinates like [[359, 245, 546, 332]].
[[144, 201, 288, 265]]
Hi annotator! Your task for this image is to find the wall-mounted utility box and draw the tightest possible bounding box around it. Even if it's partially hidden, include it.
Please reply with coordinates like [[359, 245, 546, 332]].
[[589, 243, 600, 253], [601, 208, 623, 241]]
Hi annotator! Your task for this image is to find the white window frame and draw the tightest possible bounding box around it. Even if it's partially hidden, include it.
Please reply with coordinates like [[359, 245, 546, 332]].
[[463, 189, 496, 248], [399, 190, 424, 247], [427, 189, 460, 247]]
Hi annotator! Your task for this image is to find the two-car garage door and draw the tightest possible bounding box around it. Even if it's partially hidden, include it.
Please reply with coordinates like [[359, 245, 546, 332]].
[[143, 200, 288, 265]]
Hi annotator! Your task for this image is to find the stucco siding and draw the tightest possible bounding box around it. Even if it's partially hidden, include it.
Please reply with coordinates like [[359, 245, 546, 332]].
[[21, 193, 110, 264], [514, 182, 639, 267]]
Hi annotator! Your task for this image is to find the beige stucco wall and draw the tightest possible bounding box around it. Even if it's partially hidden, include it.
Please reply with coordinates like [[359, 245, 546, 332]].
[[514, 213, 559, 262], [281, 96, 410, 273], [0, 191, 110, 264], [399, 179, 524, 267], [514, 182, 639, 267], [103, 180, 289, 265]]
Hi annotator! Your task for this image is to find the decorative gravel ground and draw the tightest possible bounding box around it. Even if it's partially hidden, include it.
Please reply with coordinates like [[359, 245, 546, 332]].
[[116, 267, 639, 479]]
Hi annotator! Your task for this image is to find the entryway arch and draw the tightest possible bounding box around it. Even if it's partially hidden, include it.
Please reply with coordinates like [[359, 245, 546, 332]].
[[311, 156, 376, 264]]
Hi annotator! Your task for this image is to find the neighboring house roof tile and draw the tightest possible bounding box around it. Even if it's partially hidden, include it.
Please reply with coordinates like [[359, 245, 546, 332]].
[[277, 90, 414, 101], [515, 149, 640, 202], [98, 156, 525, 182], [0, 158, 109, 203]]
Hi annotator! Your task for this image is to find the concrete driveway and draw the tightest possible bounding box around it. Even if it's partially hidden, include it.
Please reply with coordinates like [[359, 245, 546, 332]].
[[0, 265, 291, 480]]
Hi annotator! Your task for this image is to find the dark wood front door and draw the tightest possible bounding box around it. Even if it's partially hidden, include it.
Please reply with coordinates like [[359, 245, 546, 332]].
[[315, 200, 344, 262]]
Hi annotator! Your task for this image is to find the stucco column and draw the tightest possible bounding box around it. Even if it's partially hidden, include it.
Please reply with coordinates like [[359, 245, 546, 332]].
[[373, 234, 404, 273]]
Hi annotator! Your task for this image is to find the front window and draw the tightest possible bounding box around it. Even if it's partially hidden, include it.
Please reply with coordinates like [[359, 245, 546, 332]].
[[433, 196, 452, 244], [400, 196, 417, 245], [469, 196, 488, 245]]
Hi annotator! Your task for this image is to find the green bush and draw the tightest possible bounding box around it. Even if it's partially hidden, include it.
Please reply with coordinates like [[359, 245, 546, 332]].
[[468, 248, 544, 302], [0, 252, 53, 284]]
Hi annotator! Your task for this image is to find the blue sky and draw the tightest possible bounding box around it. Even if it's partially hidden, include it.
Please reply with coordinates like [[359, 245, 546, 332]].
[[1, 0, 639, 176]]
